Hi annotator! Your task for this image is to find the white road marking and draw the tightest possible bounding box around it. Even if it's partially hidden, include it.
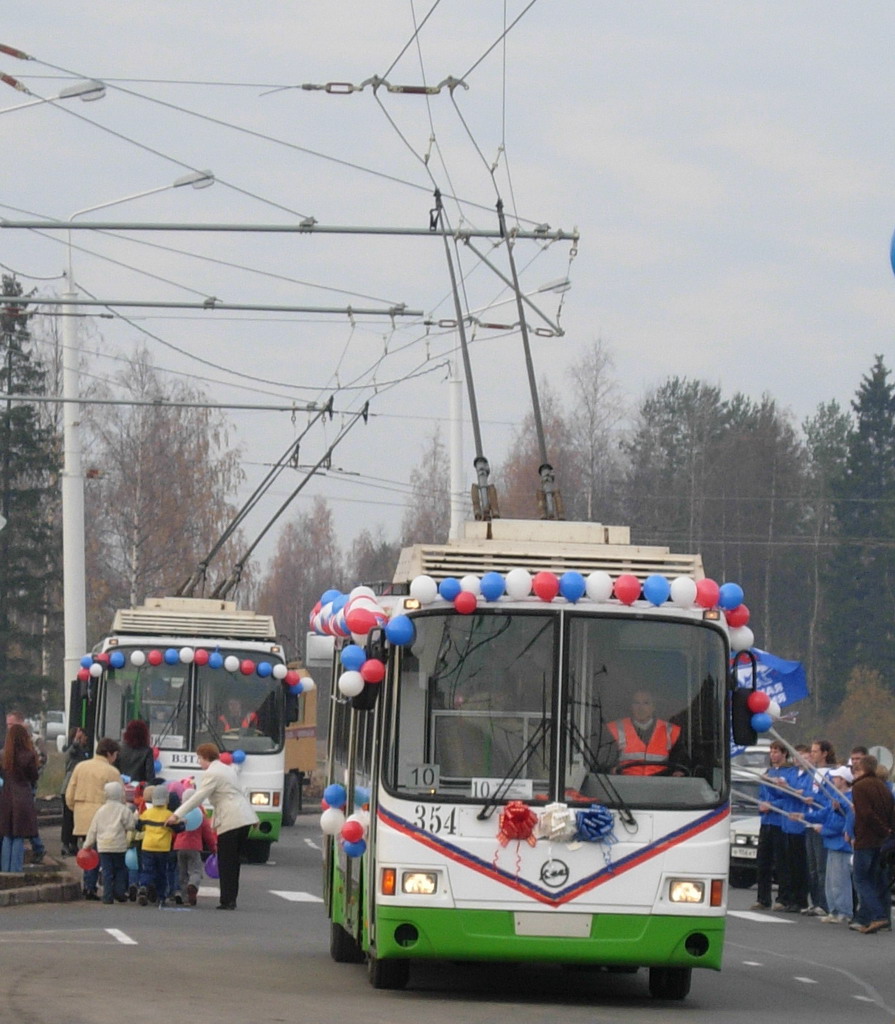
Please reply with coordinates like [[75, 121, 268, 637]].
[[270, 890, 324, 903], [728, 911, 794, 923], [304, 837, 321, 851], [105, 928, 138, 945], [742, 961, 763, 966], [853, 995, 877, 1002], [794, 976, 818, 984]]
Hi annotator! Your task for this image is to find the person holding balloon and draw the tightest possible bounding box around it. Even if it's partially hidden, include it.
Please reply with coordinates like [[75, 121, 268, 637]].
[[65, 737, 122, 899], [172, 789, 217, 906], [81, 781, 137, 904], [165, 743, 258, 910]]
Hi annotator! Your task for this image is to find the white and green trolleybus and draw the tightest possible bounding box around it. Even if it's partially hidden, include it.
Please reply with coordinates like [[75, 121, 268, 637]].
[[320, 518, 755, 998]]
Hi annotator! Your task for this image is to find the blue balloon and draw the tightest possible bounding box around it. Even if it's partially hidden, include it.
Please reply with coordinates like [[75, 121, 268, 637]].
[[332, 593, 349, 613], [385, 615, 416, 646], [480, 572, 506, 602], [320, 588, 341, 606], [184, 808, 203, 831], [232, 749, 246, 764], [642, 574, 671, 606], [121, 775, 131, 784], [109, 650, 126, 669], [208, 651, 224, 670], [719, 582, 745, 610], [153, 758, 163, 774], [354, 786, 370, 807], [439, 577, 461, 601], [751, 712, 772, 734], [340, 644, 365, 671], [342, 838, 366, 858], [80, 655, 93, 669], [324, 783, 347, 809], [256, 661, 272, 678], [289, 682, 304, 695], [164, 647, 179, 665], [125, 847, 139, 871], [559, 571, 587, 603]]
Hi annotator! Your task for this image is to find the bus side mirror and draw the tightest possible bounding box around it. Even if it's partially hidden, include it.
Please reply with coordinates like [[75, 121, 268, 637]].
[[730, 650, 758, 747], [351, 684, 380, 712]]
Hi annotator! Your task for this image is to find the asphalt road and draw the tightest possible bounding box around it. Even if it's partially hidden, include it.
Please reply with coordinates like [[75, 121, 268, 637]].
[[2, 816, 894, 1024]]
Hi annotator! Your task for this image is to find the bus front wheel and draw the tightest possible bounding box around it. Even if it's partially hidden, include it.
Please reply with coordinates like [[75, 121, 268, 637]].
[[368, 952, 410, 990], [648, 966, 691, 1000]]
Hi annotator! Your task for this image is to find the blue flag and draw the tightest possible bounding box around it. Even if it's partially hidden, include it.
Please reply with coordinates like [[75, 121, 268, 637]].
[[731, 648, 809, 754]]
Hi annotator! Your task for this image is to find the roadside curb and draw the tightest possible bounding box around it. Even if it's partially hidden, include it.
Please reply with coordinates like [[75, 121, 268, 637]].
[[0, 874, 82, 907]]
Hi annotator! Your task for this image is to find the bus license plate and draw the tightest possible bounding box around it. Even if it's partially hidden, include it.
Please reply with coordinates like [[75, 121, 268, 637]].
[[732, 847, 757, 859]]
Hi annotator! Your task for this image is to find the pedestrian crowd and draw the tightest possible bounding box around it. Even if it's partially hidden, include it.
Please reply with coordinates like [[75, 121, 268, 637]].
[[750, 738, 895, 935]]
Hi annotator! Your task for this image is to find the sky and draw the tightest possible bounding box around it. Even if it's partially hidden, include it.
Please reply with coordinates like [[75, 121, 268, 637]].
[[5, 2, 895, 569]]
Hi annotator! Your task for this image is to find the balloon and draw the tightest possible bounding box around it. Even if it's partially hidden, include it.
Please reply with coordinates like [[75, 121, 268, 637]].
[[342, 838, 367, 858], [76, 847, 100, 871], [77, 668, 90, 683], [695, 578, 720, 609], [256, 661, 272, 678], [288, 681, 304, 696], [747, 690, 770, 713], [147, 649, 163, 666], [338, 670, 364, 698], [208, 651, 224, 670], [729, 626, 755, 652], [109, 650, 126, 669], [409, 574, 438, 605], [438, 577, 461, 601], [718, 582, 745, 611], [179, 647, 195, 664], [153, 746, 160, 758], [345, 604, 379, 636], [240, 659, 255, 676], [349, 585, 377, 602], [324, 783, 348, 808], [320, 807, 346, 835], [302, 677, 316, 693], [184, 808, 203, 831], [164, 648, 179, 666], [360, 659, 385, 684], [271, 662, 287, 680], [767, 699, 782, 719], [283, 669, 300, 687], [751, 712, 772, 733], [585, 571, 613, 602], [340, 644, 366, 670], [669, 576, 697, 608], [80, 655, 93, 669], [153, 758, 163, 774], [354, 786, 370, 807], [125, 847, 139, 871], [385, 615, 415, 646], [642, 574, 671, 606], [454, 591, 477, 614], [341, 818, 365, 843], [219, 752, 233, 765], [232, 749, 246, 764], [130, 649, 146, 667], [224, 655, 240, 673], [480, 571, 506, 602], [613, 574, 641, 605], [193, 648, 210, 667], [460, 574, 482, 596], [204, 853, 220, 878], [559, 571, 586, 603], [320, 587, 341, 606], [725, 603, 750, 628], [96, 652, 110, 665], [505, 568, 532, 600], [89, 663, 103, 678], [532, 571, 560, 602]]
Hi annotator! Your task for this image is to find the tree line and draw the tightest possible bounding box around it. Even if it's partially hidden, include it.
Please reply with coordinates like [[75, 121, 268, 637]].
[[2, 272, 894, 749]]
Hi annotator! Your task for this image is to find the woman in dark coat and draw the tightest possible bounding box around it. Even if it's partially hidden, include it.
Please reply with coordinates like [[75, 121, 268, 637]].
[[60, 726, 91, 856], [0, 723, 40, 871], [118, 719, 155, 783]]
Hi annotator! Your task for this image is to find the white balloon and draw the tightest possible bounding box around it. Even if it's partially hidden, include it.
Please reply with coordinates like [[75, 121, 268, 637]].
[[338, 670, 365, 697], [130, 650, 146, 667], [272, 663, 288, 680], [301, 676, 316, 693], [320, 807, 346, 835], [585, 571, 613, 602], [729, 626, 754, 652], [349, 585, 377, 601], [460, 574, 482, 595], [224, 655, 240, 673], [179, 646, 195, 664], [89, 662, 103, 677], [410, 575, 438, 605], [505, 568, 532, 599], [767, 698, 782, 719], [670, 576, 697, 608]]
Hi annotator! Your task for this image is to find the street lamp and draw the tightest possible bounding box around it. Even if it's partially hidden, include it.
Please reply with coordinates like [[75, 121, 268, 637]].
[[0, 79, 106, 116], [61, 171, 215, 717]]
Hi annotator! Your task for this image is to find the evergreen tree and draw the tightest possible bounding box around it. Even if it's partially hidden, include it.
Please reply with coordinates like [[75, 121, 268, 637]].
[[0, 274, 61, 711]]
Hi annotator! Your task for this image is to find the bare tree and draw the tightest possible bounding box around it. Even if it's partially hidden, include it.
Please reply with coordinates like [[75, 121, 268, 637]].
[[400, 429, 451, 545]]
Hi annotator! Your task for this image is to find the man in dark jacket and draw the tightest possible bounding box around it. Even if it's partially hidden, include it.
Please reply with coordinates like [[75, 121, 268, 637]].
[[849, 754, 894, 934]]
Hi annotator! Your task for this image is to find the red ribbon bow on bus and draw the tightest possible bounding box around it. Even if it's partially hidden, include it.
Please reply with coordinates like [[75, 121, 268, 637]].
[[497, 801, 538, 847]]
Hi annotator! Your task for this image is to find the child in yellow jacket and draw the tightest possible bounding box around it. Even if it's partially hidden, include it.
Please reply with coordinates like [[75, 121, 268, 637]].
[[136, 785, 183, 907]]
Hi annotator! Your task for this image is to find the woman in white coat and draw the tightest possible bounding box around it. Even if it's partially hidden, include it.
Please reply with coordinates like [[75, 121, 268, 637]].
[[166, 743, 258, 909]]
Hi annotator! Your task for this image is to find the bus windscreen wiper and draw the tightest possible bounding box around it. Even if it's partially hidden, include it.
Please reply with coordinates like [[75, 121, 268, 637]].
[[476, 718, 550, 821], [565, 716, 635, 828]]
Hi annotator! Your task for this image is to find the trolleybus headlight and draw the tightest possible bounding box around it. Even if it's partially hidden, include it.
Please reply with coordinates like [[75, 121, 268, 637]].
[[249, 791, 272, 806], [401, 871, 438, 895], [668, 879, 705, 903]]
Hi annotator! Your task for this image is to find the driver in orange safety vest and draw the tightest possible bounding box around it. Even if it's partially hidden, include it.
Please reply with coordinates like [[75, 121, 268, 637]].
[[218, 698, 259, 732], [607, 690, 682, 776]]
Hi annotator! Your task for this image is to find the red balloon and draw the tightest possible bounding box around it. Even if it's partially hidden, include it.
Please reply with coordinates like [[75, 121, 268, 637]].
[[453, 591, 477, 614], [532, 571, 559, 602], [360, 659, 385, 684], [284, 669, 301, 686], [695, 578, 720, 609], [725, 603, 750, 628], [219, 751, 234, 765], [77, 668, 90, 683], [613, 574, 641, 605], [193, 648, 209, 666], [95, 652, 110, 664], [75, 847, 100, 871], [240, 659, 255, 676], [747, 690, 771, 713], [345, 605, 378, 635], [152, 746, 160, 758], [147, 649, 163, 666], [340, 819, 365, 843]]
